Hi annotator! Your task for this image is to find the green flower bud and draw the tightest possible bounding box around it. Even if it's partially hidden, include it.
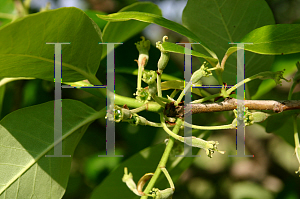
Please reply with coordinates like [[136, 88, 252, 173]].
[[254, 70, 290, 86], [122, 167, 142, 196], [135, 36, 150, 68], [156, 36, 170, 71], [233, 108, 269, 126], [184, 136, 225, 158], [252, 112, 269, 123], [142, 70, 157, 85], [191, 63, 212, 84], [114, 106, 132, 122], [148, 83, 157, 96], [151, 188, 174, 199], [128, 113, 140, 126], [135, 88, 151, 103]]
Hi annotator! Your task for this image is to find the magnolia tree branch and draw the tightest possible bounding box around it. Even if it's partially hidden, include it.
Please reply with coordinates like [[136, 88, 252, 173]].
[[191, 98, 300, 114]]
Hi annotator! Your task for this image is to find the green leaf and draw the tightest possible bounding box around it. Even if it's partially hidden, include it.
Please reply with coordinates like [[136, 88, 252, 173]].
[[0, 7, 102, 82], [84, 10, 108, 30], [0, 99, 102, 198], [266, 110, 300, 133], [0, 0, 15, 27], [101, 2, 162, 58], [182, 0, 275, 93], [160, 42, 218, 67], [161, 80, 203, 97], [265, 110, 300, 146], [240, 24, 300, 55], [97, 11, 217, 59]]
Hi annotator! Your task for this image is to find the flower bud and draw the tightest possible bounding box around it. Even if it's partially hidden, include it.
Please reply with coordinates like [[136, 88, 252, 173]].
[[254, 70, 290, 86], [156, 36, 170, 71], [122, 167, 142, 196], [135, 88, 151, 103], [191, 63, 212, 84], [135, 36, 150, 68], [252, 112, 269, 123], [184, 136, 225, 158], [142, 70, 157, 85]]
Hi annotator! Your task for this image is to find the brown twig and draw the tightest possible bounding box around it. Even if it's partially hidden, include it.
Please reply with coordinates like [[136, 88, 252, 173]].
[[191, 98, 300, 114]]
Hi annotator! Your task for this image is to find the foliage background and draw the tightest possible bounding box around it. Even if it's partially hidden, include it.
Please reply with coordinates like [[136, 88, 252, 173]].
[[1, 0, 300, 198]]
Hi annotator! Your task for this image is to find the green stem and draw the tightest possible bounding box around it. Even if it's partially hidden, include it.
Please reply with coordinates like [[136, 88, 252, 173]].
[[215, 69, 223, 85], [191, 93, 221, 104], [169, 89, 180, 99], [160, 114, 184, 142], [141, 118, 182, 199], [137, 65, 143, 90], [184, 122, 234, 130], [152, 95, 166, 108], [176, 81, 192, 105], [0, 13, 15, 19], [157, 71, 163, 97], [226, 77, 253, 95], [199, 88, 212, 98], [288, 82, 297, 100], [130, 105, 146, 114], [293, 116, 299, 149]]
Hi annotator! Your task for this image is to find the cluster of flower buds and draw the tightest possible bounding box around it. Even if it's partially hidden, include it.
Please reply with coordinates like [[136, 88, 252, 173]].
[[191, 62, 212, 84], [135, 88, 151, 103], [182, 136, 225, 158], [232, 107, 269, 127], [142, 70, 157, 96], [253, 70, 290, 86]]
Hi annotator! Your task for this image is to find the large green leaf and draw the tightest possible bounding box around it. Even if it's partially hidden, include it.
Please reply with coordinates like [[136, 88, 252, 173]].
[[0, 7, 102, 82], [0, 99, 102, 198], [240, 24, 300, 55], [265, 110, 300, 146], [101, 2, 162, 58], [182, 0, 275, 94], [97, 11, 217, 59]]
